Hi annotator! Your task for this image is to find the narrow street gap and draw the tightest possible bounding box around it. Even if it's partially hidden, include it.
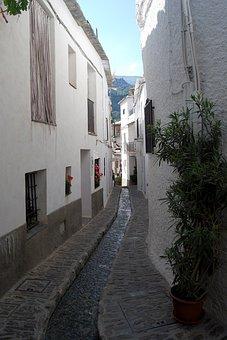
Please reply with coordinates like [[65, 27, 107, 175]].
[[45, 188, 131, 340]]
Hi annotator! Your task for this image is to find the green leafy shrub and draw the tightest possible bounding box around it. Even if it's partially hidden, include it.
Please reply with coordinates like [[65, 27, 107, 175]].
[[154, 92, 227, 300], [115, 176, 122, 186], [3, 0, 29, 15]]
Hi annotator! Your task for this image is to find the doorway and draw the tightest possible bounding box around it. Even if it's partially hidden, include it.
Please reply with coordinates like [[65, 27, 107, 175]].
[[80, 150, 92, 224]]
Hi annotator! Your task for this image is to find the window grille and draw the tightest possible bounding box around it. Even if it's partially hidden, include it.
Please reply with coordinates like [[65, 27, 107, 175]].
[[25, 172, 39, 230], [144, 99, 155, 153], [88, 99, 95, 133], [94, 158, 101, 188]]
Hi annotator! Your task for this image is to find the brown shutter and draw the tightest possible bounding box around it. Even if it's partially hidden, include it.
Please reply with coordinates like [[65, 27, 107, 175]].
[[144, 99, 155, 153], [30, 0, 55, 124]]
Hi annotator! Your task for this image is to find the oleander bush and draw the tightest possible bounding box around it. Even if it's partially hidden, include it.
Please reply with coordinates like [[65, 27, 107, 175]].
[[153, 92, 227, 300]]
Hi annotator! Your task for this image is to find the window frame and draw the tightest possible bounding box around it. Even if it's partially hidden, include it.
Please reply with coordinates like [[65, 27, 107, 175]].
[[68, 45, 77, 89]]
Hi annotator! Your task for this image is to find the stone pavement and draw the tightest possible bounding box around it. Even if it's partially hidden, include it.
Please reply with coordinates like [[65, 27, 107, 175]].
[[0, 188, 121, 340], [46, 188, 131, 339], [98, 187, 227, 340]]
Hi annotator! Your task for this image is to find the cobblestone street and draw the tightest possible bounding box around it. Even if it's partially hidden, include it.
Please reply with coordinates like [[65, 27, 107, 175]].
[[98, 188, 227, 339], [0, 187, 227, 339], [46, 188, 131, 339], [0, 189, 121, 339]]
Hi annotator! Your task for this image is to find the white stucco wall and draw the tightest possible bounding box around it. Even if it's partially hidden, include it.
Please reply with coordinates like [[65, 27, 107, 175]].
[[0, 0, 112, 237], [120, 97, 135, 186], [137, 0, 227, 324]]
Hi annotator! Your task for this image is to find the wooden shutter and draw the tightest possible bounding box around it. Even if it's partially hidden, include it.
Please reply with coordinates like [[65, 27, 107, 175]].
[[144, 99, 155, 153], [30, 0, 55, 124]]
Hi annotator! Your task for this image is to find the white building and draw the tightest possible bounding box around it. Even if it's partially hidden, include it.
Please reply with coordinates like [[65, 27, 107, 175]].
[[136, 0, 227, 324], [120, 94, 136, 187], [133, 79, 148, 195], [0, 0, 112, 296], [112, 121, 122, 178], [120, 80, 148, 191]]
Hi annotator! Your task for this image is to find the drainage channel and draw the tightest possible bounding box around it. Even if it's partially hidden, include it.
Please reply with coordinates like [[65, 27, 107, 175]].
[[46, 188, 131, 340]]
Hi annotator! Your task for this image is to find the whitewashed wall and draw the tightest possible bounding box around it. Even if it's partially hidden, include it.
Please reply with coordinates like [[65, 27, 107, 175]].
[[120, 97, 134, 186], [137, 0, 227, 324], [133, 81, 148, 196], [0, 0, 112, 238]]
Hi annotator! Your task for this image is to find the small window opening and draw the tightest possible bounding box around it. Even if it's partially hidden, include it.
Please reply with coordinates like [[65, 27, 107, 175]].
[[25, 172, 39, 230], [87, 63, 96, 134], [25, 170, 47, 231], [65, 166, 73, 196], [68, 46, 77, 88], [94, 158, 102, 188], [106, 118, 109, 140]]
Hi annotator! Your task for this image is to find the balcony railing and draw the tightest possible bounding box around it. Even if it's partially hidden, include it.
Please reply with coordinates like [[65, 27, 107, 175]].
[[88, 98, 95, 133]]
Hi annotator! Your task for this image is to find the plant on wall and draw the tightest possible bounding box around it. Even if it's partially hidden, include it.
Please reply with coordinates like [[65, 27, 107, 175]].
[[1, 0, 29, 16], [153, 92, 227, 323], [94, 159, 103, 189]]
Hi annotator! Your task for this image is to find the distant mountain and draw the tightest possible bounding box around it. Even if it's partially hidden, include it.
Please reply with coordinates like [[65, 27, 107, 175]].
[[115, 76, 141, 86], [110, 77, 138, 122], [112, 77, 130, 90]]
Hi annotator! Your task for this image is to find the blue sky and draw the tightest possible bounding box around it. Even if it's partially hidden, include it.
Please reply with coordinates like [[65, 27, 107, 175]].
[[77, 0, 143, 76]]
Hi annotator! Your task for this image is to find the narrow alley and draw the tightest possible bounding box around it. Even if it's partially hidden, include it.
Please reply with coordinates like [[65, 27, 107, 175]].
[[0, 0, 227, 338]]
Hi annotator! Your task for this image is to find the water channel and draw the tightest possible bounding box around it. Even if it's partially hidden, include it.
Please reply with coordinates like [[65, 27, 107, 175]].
[[46, 188, 131, 339]]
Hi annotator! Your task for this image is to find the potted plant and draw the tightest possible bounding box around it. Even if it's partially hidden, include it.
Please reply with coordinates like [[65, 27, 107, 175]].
[[153, 93, 227, 324]]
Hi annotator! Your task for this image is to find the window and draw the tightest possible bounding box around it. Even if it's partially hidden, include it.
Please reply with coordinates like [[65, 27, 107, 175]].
[[137, 118, 140, 138], [87, 63, 96, 134], [68, 45, 76, 88], [106, 118, 109, 140], [123, 109, 125, 115], [65, 167, 73, 196], [25, 172, 38, 230], [94, 158, 101, 188], [25, 170, 47, 231], [30, 0, 55, 124], [88, 99, 95, 134], [144, 99, 155, 153], [104, 158, 106, 176]]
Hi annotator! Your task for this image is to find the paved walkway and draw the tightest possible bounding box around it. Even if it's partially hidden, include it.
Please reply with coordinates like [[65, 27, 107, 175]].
[[0, 188, 121, 340], [98, 187, 227, 340], [46, 188, 131, 339]]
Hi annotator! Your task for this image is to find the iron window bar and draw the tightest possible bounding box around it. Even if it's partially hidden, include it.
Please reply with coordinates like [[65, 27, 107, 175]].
[[25, 172, 39, 230]]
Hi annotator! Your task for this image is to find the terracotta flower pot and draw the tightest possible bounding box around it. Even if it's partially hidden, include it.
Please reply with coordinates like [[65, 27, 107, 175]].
[[170, 288, 205, 325]]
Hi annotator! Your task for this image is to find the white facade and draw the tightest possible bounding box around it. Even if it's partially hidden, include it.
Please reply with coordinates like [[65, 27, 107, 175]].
[[120, 80, 148, 191], [133, 79, 148, 195], [0, 0, 112, 295], [112, 121, 122, 178], [120, 95, 135, 187], [137, 0, 227, 324]]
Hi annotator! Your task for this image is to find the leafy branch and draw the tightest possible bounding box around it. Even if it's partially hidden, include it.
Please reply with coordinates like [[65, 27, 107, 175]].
[[154, 92, 227, 300], [3, 0, 29, 15]]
